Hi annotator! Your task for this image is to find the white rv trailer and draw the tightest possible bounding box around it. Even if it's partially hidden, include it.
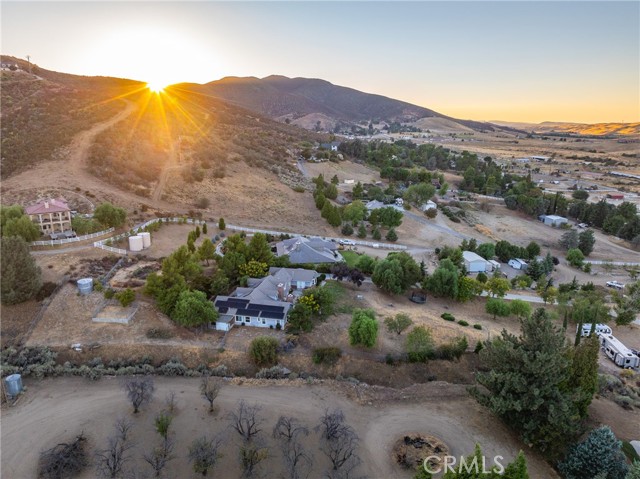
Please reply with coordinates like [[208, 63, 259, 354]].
[[578, 323, 612, 337], [598, 334, 640, 369]]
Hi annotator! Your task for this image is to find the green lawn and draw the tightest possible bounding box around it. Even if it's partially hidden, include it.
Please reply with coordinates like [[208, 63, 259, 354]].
[[340, 250, 360, 267]]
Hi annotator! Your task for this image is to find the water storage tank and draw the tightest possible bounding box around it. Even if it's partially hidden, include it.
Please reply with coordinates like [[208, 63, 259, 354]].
[[139, 232, 151, 248], [128, 235, 143, 252], [4, 374, 23, 398], [77, 277, 93, 295]]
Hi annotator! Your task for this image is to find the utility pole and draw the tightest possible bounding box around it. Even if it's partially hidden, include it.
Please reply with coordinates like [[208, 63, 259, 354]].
[[26, 55, 31, 74]]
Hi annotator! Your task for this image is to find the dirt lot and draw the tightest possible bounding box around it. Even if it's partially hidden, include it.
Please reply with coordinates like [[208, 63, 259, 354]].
[[1, 377, 559, 479]]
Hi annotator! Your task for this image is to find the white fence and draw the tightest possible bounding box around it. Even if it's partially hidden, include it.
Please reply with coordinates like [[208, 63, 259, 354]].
[[93, 243, 128, 255], [226, 224, 407, 250], [30, 228, 114, 247]]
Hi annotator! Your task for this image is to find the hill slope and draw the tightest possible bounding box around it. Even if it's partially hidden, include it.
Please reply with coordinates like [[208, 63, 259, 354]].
[[492, 120, 640, 136], [186, 75, 497, 132]]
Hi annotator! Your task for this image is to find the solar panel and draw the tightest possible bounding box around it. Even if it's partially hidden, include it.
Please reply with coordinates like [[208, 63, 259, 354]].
[[260, 311, 285, 320], [259, 305, 284, 313], [218, 307, 228, 314]]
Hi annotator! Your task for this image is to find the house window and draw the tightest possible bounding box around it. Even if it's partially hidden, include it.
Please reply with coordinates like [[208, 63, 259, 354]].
[[262, 318, 266, 325], [245, 316, 250, 323]]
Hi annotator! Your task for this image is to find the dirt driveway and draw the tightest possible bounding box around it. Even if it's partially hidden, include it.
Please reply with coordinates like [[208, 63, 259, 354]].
[[1, 377, 558, 479]]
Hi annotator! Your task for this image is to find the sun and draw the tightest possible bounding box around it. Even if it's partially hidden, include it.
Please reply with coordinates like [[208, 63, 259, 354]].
[[146, 81, 166, 93]]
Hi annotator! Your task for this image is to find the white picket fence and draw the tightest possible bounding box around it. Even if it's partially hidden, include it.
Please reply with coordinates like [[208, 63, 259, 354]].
[[30, 228, 114, 247], [94, 243, 128, 255]]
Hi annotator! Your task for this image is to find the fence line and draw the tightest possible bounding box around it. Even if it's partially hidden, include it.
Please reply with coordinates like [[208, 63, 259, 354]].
[[93, 243, 128, 255], [226, 224, 408, 250], [30, 227, 115, 247]]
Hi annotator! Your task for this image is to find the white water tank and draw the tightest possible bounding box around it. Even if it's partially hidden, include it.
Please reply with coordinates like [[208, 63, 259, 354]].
[[77, 278, 93, 295], [139, 232, 151, 248], [4, 374, 22, 398], [128, 235, 143, 252]]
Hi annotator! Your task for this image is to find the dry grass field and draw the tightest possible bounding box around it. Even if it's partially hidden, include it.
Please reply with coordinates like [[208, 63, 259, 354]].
[[1, 377, 559, 479]]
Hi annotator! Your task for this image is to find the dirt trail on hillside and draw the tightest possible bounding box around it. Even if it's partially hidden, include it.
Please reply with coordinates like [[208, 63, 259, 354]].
[[2, 101, 177, 211]]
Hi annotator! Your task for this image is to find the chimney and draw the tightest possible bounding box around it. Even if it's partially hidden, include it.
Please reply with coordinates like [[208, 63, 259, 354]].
[[286, 294, 294, 303], [44, 201, 49, 209], [277, 283, 285, 301]]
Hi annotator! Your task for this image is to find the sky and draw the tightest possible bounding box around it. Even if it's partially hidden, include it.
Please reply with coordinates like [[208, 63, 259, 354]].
[[2, 1, 639, 123]]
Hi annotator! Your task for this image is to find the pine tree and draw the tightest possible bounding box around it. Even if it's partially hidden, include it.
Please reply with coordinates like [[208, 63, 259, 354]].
[[385, 228, 398, 242], [202, 223, 208, 235], [372, 228, 381, 240], [1, 236, 43, 305], [357, 222, 367, 238], [558, 427, 628, 479], [218, 218, 226, 230]]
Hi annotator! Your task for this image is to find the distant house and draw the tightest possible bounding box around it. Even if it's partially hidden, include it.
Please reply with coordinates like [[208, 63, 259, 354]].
[[0, 61, 18, 71], [275, 237, 342, 264], [344, 179, 355, 185], [508, 258, 528, 270], [319, 141, 341, 152], [463, 251, 489, 273], [365, 200, 386, 210], [607, 193, 624, 200], [25, 198, 72, 237], [530, 156, 551, 162], [212, 268, 321, 331], [539, 215, 568, 227]]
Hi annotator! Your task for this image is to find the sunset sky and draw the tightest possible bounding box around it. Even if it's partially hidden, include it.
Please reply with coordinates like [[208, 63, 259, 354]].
[[2, 1, 638, 124]]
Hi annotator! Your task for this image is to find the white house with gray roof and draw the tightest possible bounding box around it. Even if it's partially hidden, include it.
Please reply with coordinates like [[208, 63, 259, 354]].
[[213, 268, 321, 331], [275, 237, 342, 264]]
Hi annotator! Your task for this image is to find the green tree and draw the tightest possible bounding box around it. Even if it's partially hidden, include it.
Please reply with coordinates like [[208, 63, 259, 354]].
[[476, 243, 495, 260], [560, 230, 579, 250], [314, 190, 326, 210], [324, 183, 338, 200], [115, 288, 136, 307], [154, 412, 172, 439], [2, 215, 40, 241], [613, 280, 640, 325], [357, 222, 367, 239], [578, 229, 596, 256], [285, 302, 313, 333], [0, 236, 42, 305], [486, 277, 510, 298], [403, 183, 436, 207], [239, 260, 269, 278], [372, 254, 420, 295], [343, 200, 367, 223], [457, 276, 483, 302], [372, 228, 381, 240], [352, 181, 364, 199], [331, 174, 339, 185], [486, 298, 511, 319], [172, 290, 218, 327], [94, 202, 127, 228], [355, 254, 376, 275], [195, 226, 201, 238], [341, 223, 354, 236], [567, 248, 585, 268], [187, 238, 196, 254], [568, 336, 599, 418], [348, 309, 378, 347], [471, 309, 581, 453], [198, 238, 216, 265], [218, 218, 226, 230], [202, 223, 208, 235], [376, 207, 403, 228], [626, 462, 640, 479], [210, 270, 230, 296], [426, 259, 459, 299], [0, 205, 25, 229], [385, 228, 398, 242], [558, 427, 628, 479], [405, 326, 435, 362], [525, 241, 540, 259], [509, 299, 532, 319], [384, 313, 413, 335], [248, 336, 279, 366], [572, 190, 589, 201], [247, 233, 273, 264]]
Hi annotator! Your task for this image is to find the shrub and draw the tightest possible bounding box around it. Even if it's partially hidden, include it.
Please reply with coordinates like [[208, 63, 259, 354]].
[[157, 358, 188, 376], [312, 347, 342, 365], [457, 320, 469, 327], [441, 312, 455, 322], [473, 324, 483, 330], [437, 336, 468, 360], [248, 336, 279, 366], [114, 288, 135, 307], [255, 365, 288, 379], [104, 289, 115, 299], [348, 309, 378, 347], [406, 326, 435, 362], [146, 328, 174, 339]]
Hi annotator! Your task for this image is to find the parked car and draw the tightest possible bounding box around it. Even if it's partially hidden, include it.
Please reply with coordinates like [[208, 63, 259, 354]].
[[606, 281, 625, 290], [339, 239, 356, 245], [578, 223, 588, 228]]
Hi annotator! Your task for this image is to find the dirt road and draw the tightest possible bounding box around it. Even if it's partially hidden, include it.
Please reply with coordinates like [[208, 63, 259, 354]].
[[1, 377, 557, 479]]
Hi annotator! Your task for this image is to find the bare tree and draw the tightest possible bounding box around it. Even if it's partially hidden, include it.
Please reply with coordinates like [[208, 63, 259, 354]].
[[95, 419, 135, 478], [122, 377, 155, 414], [39, 433, 88, 479], [187, 436, 223, 477], [200, 376, 221, 413], [229, 400, 263, 442], [273, 416, 312, 479], [143, 438, 174, 478], [272, 416, 309, 442], [239, 442, 269, 478], [281, 437, 312, 479], [164, 391, 177, 414], [316, 409, 347, 441], [321, 426, 361, 479]]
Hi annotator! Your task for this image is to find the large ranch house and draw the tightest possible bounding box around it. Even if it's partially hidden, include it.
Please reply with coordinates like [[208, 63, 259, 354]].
[[212, 267, 320, 331], [25, 198, 73, 238]]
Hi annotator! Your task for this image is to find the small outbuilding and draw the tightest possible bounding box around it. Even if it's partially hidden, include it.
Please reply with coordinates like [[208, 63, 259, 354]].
[[463, 251, 489, 273], [508, 258, 528, 270], [539, 215, 568, 227]]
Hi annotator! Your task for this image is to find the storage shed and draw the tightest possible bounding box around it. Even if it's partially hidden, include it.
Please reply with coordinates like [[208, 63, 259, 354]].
[[463, 251, 489, 273]]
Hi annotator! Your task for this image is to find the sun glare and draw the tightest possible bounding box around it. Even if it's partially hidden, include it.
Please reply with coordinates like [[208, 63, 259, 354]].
[[147, 82, 166, 93]]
